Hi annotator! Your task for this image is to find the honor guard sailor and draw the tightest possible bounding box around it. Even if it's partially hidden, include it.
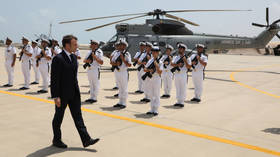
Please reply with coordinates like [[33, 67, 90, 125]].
[[111, 39, 132, 109], [133, 41, 146, 94], [3, 38, 16, 87], [110, 41, 121, 96], [189, 44, 208, 102], [30, 40, 41, 85], [171, 43, 191, 107], [84, 40, 104, 103], [144, 46, 163, 116], [138, 42, 153, 103], [37, 39, 52, 93], [160, 44, 174, 98], [19, 36, 33, 90]]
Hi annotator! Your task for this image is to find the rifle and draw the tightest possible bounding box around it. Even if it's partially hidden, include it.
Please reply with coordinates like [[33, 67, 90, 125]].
[[137, 53, 150, 71], [83, 48, 98, 69], [191, 53, 201, 69], [170, 54, 187, 73], [162, 55, 171, 69], [111, 50, 127, 72], [19, 45, 26, 61], [36, 47, 46, 66], [141, 58, 160, 81], [133, 52, 143, 66]]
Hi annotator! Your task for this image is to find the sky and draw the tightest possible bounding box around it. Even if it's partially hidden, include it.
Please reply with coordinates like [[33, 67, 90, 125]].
[[0, 0, 279, 44]]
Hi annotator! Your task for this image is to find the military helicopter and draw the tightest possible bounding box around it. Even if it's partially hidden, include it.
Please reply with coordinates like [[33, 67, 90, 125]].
[[59, 8, 280, 57]]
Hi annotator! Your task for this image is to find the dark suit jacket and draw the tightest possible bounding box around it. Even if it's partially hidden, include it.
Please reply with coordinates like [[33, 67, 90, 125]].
[[51, 50, 80, 100]]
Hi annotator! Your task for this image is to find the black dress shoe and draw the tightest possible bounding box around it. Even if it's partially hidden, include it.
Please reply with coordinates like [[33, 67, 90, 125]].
[[119, 104, 126, 109], [190, 98, 197, 101], [161, 95, 167, 98], [146, 112, 153, 115], [114, 94, 119, 97], [30, 82, 39, 85], [3, 84, 9, 87], [174, 103, 183, 107], [85, 99, 97, 103], [153, 112, 158, 116], [113, 104, 121, 108], [19, 87, 29, 90], [52, 140, 67, 148], [85, 99, 94, 103], [177, 104, 184, 107], [135, 90, 141, 93], [38, 90, 48, 93], [140, 98, 147, 102], [112, 87, 118, 90], [83, 138, 100, 148], [165, 95, 170, 98], [3, 84, 13, 87], [145, 99, 150, 103], [191, 98, 201, 102], [139, 91, 144, 94]]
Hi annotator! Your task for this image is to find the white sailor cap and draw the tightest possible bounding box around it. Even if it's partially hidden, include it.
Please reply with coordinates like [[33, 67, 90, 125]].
[[165, 44, 174, 51], [31, 40, 38, 44], [22, 36, 29, 41], [114, 40, 121, 46], [6, 37, 12, 42], [151, 46, 161, 52], [139, 41, 146, 46], [120, 39, 128, 47], [178, 43, 187, 49], [145, 42, 153, 47], [90, 39, 99, 44], [196, 44, 205, 48], [41, 38, 50, 44]]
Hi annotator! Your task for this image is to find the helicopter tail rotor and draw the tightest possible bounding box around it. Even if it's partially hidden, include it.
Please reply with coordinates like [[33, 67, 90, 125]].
[[252, 7, 280, 39]]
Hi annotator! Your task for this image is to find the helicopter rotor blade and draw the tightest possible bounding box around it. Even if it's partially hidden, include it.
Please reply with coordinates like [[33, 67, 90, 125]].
[[165, 14, 199, 26], [85, 15, 147, 31], [266, 7, 269, 25], [59, 13, 147, 24], [165, 9, 252, 13], [276, 33, 280, 39], [272, 19, 280, 25], [252, 23, 267, 27]]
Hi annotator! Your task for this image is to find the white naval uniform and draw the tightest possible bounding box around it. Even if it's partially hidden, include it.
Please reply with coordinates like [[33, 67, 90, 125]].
[[50, 46, 62, 68], [134, 51, 144, 91], [53, 46, 62, 55], [112, 50, 132, 106], [189, 53, 208, 99], [85, 49, 103, 100], [139, 52, 151, 99], [172, 55, 190, 104], [145, 58, 163, 113], [38, 47, 52, 91], [31, 46, 41, 83], [4, 45, 16, 85], [21, 44, 33, 88], [75, 49, 81, 66], [111, 50, 119, 88], [160, 55, 173, 95]]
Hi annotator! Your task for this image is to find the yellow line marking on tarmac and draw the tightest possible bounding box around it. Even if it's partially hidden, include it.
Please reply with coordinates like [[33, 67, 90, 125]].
[[1, 81, 280, 156], [230, 64, 280, 99]]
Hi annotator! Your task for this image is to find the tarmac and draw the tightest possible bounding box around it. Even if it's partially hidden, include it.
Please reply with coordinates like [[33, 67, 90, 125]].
[[0, 47, 280, 157]]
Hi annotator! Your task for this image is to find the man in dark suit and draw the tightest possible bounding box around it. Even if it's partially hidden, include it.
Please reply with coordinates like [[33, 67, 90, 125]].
[[51, 35, 99, 148]]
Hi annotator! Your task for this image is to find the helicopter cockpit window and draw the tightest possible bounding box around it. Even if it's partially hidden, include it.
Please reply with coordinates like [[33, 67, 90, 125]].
[[109, 35, 118, 43]]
